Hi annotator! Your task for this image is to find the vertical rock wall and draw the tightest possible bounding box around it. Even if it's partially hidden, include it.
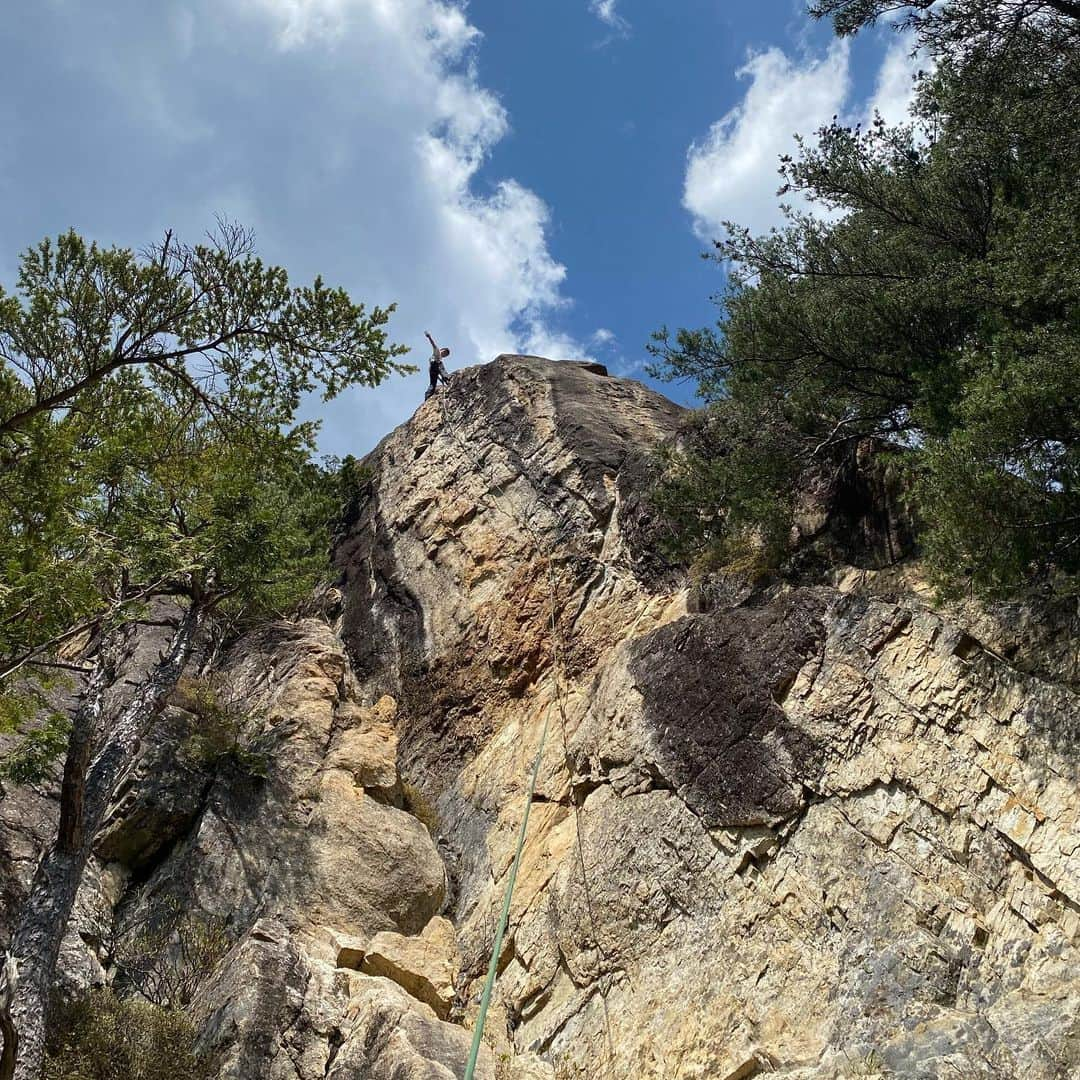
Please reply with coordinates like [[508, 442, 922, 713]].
[[2, 355, 1077, 1079], [331, 357, 1079, 1079]]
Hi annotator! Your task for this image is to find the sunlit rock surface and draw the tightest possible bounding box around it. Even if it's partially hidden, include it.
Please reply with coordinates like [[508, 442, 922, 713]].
[[2, 355, 1077, 1078]]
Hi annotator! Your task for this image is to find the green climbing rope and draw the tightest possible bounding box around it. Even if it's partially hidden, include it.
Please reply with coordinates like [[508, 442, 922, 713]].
[[436, 389, 615, 1076], [463, 706, 552, 1080]]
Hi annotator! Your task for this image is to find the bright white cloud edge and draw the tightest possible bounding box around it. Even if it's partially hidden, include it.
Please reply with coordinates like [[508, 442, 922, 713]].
[[589, 1, 629, 33], [229, 0, 600, 454], [684, 33, 922, 239]]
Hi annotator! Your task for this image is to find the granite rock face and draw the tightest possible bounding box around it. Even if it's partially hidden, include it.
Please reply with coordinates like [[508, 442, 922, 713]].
[[361, 915, 461, 1020], [329, 357, 1079, 1078], [2, 356, 1077, 1079]]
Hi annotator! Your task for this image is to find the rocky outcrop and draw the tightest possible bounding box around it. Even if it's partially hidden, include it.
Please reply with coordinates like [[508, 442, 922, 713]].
[[360, 915, 461, 1020], [2, 355, 1077, 1078], [127, 618, 476, 1077], [329, 357, 1079, 1078], [2, 613, 495, 1077]]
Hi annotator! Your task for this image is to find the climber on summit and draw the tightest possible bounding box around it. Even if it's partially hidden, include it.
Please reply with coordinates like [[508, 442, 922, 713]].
[[424, 331, 451, 400]]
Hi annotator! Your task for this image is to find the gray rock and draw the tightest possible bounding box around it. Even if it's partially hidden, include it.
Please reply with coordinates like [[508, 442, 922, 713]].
[[330, 975, 494, 1080], [94, 706, 211, 870]]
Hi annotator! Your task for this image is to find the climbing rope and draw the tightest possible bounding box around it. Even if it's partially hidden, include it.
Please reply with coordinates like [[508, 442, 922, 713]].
[[463, 704, 551, 1080], [432, 388, 618, 1077]]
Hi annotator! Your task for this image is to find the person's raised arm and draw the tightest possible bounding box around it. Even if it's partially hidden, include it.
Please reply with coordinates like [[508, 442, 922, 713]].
[[425, 331, 438, 350]]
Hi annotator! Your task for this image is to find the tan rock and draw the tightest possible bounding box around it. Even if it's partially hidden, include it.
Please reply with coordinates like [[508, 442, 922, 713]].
[[508, 1054, 556, 1079], [325, 718, 401, 802], [330, 974, 496, 1079], [307, 770, 445, 935], [326, 360, 1080, 1077], [329, 928, 368, 970], [361, 915, 460, 1019]]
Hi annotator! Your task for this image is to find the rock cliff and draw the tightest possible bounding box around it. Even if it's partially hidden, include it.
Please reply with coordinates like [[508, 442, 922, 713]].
[[2, 355, 1078, 1079]]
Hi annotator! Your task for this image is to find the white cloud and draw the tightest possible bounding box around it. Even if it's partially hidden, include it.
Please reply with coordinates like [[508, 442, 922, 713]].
[[867, 34, 923, 125], [684, 42, 851, 239], [589, 0, 629, 35], [233, 1, 595, 450], [0, 0, 589, 456], [683, 33, 922, 240], [589, 327, 616, 348]]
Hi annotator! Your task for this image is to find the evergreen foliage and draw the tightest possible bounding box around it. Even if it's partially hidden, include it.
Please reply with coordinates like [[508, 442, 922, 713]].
[[0, 223, 405, 764], [650, 2, 1080, 597], [0, 224, 406, 1079]]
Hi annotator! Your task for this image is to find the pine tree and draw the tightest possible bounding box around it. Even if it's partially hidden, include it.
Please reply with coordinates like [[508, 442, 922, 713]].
[[650, 3, 1080, 596], [0, 223, 409, 1080]]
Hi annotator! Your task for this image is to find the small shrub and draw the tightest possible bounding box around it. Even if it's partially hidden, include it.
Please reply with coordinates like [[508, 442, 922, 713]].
[[112, 898, 229, 1009], [44, 989, 211, 1080], [0, 670, 75, 784], [0, 712, 70, 784], [175, 675, 270, 780]]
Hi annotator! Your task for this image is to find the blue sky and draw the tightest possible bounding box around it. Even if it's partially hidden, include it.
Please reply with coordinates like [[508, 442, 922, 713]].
[[0, 0, 918, 457]]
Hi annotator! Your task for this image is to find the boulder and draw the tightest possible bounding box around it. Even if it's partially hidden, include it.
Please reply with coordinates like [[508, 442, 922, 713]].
[[329, 974, 495, 1080], [306, 770, 445, 935], [360, 915, 460, 1019]]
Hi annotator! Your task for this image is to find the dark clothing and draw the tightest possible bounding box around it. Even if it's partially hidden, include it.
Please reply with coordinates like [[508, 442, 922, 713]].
[[426, 357, 449, 400]]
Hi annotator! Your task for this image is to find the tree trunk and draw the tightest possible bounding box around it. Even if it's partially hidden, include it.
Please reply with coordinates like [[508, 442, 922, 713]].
[[2, 606, 203, 1080], [1045, 0, 1080, 21], [1, 956, 18, 1080]]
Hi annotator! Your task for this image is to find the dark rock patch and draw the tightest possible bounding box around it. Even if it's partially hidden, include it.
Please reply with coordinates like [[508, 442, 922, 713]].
[[94, 707, 213, 873], [628, 588, 832, 827]]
